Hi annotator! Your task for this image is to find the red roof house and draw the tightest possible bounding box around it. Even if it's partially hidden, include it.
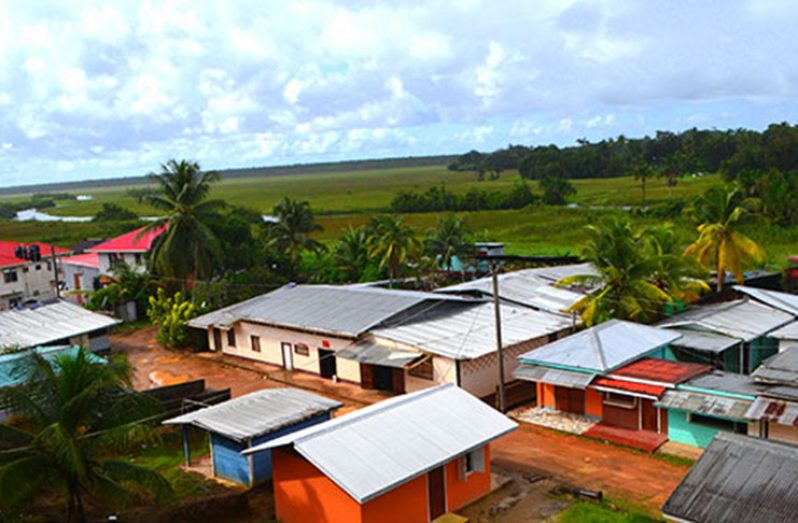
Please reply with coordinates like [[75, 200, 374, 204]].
[[88, 225, 166, 254], [0, 241, 70, 268]]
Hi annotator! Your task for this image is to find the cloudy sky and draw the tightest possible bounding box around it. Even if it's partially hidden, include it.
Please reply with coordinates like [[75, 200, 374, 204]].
[[1, 0, 797, 187]]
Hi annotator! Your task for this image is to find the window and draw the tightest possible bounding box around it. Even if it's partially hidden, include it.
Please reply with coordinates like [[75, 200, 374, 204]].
[[603, 392, 636, 409], [134, 253, 143, 265], [46, 262, 52, 271], [226, 329, 236, 347], [460, 447, 485, 479], [3, 270, 18, 283], [408, 357, 434, 380], [688, 413, 747, 433], [250, 335, 261, 352], [35, 264, 41, 271], [294, 343, 310, 356], [22, 267, 28, 273], [108, 254, 120, 269]]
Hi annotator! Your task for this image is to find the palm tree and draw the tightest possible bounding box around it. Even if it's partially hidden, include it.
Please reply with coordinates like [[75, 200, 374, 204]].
[[266, 198, 325, 269], [367, 215, 421, 287], [631, 163, 655, 207], [644, 224, 709, 305], [425, 216, 475, 276], [142, 159, 224, 283], [685, 186, 765, 291], [333, 226, 370, 282], [0, 349, 170, 521], [558, 217, 672, 325]]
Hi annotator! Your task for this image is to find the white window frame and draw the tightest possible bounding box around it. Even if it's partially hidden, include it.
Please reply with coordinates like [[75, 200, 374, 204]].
[[603, 392, 637, 409]]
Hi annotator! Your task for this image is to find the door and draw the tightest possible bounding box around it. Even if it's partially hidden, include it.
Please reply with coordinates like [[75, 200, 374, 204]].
[[372, 365, 394, 391], [73, 273, 83, 304], [213, 328, 223, 352], [555, 387, 585, 415], [641, 399, 659, 432], [281, 342, 294, 371], [319, 349, 336, 379], [427, 466, 446, 519]]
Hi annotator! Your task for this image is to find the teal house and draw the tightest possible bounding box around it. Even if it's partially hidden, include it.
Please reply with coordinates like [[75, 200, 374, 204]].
[[655, 371, 766, 448], [658, 299, 791, 374]]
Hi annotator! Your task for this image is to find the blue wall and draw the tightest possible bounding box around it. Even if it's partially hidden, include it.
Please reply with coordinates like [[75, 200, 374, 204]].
[[210, 412, 332, 486], [667, 409, 743, 448]]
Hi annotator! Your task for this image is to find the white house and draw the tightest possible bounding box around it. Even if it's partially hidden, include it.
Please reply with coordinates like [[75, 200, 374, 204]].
[[0, 241, 71, 311], [60, 253, 101, 305], [88, 225, 165, 276]]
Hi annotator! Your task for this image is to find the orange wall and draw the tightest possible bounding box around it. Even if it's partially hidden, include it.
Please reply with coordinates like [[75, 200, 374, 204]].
[[361, 474, 429, 523], [538, 383, 556, 408], [272, 448, 363, 523], [585, 388, 603, 418], [445, 446, 492, 511]]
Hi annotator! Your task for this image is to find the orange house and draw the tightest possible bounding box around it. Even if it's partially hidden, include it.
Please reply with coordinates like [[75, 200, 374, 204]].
[[244, 384, 517, 523]]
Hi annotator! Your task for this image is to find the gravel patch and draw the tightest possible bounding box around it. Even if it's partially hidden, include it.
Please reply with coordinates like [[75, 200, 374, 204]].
[[511, 406, 597, 434]]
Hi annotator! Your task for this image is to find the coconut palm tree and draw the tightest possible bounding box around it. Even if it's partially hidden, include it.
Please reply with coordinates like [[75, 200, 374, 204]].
[[141, 159, 224, 283], [558, 217, 672, 325], [631, 163, 655, 207], [266, 198, 325, 269], [0, 349, 170, 522], [425, 216, 475, 276], [367, 215, 421, 287], [333, 226, 370, 282], [685, 185, 765, 291], [644, 224, 710, 305]]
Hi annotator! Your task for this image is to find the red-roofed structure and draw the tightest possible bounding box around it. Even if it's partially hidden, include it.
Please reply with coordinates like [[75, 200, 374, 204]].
[[0, 241, 70, 269], [89, 225, 166, 254], [0, 241, 71, 311], [60, 252, 100, 269], [608, 358, 712, 386], [591, 377, 667, 399]]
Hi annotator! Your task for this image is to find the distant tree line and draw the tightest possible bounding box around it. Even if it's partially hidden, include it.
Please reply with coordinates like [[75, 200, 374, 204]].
[[390, 183, 538, 213]]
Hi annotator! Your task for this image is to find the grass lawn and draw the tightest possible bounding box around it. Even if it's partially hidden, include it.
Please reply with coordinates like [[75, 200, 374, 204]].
[[557, 498, 659, 523]]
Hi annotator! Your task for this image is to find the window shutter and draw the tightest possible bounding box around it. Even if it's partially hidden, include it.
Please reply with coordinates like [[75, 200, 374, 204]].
[[457, 455, 466, 481], [472, 447, 485, 474]]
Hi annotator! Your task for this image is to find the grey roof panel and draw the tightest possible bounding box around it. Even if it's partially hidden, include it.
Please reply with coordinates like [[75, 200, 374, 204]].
[[658, 299, 792, 342], [662, 433, 798, 523], [770, 321, 798, 340], [517, 319, 681, 373], [683, 370, 767, 397], [372, 302, 571, 360], [189, 284, 477, 338], [666, 327, 740, 353], [745, 396, 798, 424], [0, 301, 120, 351], [512, 364, 595, 389], [656, 389, 752, 419], [163, 388, 342, 441], [752, 348, 798, 385], [734, 285, 798, 316], [335, 340, 422, 368], [244, 384, 517, 504]]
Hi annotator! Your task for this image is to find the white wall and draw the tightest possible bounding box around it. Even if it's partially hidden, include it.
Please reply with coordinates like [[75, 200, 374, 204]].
[[0, 259, 64, 311], [62, 264, 99, 304], [97, 252, 147, 276]]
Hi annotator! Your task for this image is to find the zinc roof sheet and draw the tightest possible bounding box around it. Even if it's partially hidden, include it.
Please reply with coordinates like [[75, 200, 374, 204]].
[[734, 285, 798, 316], [658, 299, 792, 342], [189, 284, 476, 338], [336, 339, 423, 368], [371, 302, 571, 360], [770, 320, 798, 341], [0, 301, 120, 352], [512, 364, 595, 389], [655, 390, 753, 419], [244, 384, 517, 504], [517, 319, 681, 373], [88, 225, 166, 253], [752, 349, 798, 386], [662, 433, 798, 523], [665, 327, 741, 353], [682, 371, 766, 398], [163, 388, 341, 442], [745, 397, 798, 424]]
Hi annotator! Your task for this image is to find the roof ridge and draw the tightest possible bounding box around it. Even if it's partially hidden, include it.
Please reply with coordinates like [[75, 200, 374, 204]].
[[590, 324, 608, 370]]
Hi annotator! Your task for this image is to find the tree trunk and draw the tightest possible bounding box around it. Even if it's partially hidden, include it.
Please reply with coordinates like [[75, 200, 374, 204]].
[[642, 177, 647, 206]]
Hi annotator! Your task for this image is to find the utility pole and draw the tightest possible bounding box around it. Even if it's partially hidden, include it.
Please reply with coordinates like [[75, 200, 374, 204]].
[[50, 244, 61, 299], [491, 259, 506, 413]]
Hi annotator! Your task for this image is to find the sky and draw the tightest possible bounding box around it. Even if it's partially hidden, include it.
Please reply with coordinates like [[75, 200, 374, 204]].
[[1, 0, 798, 187]]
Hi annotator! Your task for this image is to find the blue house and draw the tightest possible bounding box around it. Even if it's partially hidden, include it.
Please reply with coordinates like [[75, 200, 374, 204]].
[[163, 388, 342, 486]]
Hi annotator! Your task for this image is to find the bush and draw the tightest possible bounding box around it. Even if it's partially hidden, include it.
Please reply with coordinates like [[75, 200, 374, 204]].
[[389, 182, 538, 213], [147, 289, 198, 349], [93, 203, 139, 221]]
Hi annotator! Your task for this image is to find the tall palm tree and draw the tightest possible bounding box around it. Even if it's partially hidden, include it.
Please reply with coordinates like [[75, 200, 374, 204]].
[[425, 216, 475, 276], [558, 217, 672, 325], [142, 159, 224, 283], [631, 163, 654, 207], [0, 349, 170, 522], [685, 186, 765, 291], [333, 226, 370, 282], [266, 198, 325, 268], [644, 224, 709, 305], [367, 215, 421, 287]]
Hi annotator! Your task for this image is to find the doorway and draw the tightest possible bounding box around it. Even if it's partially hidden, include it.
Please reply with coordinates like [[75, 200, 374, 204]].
[[427, 466, 446, 519], [213, 328, 223, 352], [318, 349, 336, 379], [372, 365, 394, 391], [281, 342, 294, 371]]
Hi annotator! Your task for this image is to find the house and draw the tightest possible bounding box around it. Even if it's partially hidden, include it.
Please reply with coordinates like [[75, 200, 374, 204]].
[[0, 241, 71, 311], [655, 370, 764, 448], [662, 433, 798, 522], [243, 384, 517, 523], [337, 301, 572, 401], [0, 300, 120, 353], [163, 388, 341, 486], [745, 348, 798, 444], [436, 263, 595, 316], [658, 299, 792, 374], [88, 225, 165, 276], [60, 253, 100, 304], [188, 284, 478, 382]]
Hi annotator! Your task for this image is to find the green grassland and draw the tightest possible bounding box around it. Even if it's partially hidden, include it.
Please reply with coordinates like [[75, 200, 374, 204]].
[[0, 164, 796, 265]]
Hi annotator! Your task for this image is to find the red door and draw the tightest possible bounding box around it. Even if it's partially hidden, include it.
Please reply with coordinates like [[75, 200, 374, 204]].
[[428, 466, 446, 519], [555, 387, 585, 415]]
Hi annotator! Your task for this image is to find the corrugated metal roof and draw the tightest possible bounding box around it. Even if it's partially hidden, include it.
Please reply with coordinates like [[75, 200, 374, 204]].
[[734, 285, 798, 316], [0, 301, 120, 351], [683, 371, 766, 398], [609, 358, 712, 385], [665, 327, 741, 353], [0, 345, 105, 388], [336, 339, 423, 368], [512, 364, 595, 389], [163, 388, 341, 442], [770, 320, 798, 340], [436, 263, 594, 315], [656, 390, 753, 419], [244, 384, 517, 504], [517, 319, 681, 373], [189, 284, 478, 338], [658, 299, 792, 342], [752, 349, 798, 385], [745, 396, 798, 424], [371, 302, 571, 360], [591, 377, 666, 398], [662, 433, 798, 523]]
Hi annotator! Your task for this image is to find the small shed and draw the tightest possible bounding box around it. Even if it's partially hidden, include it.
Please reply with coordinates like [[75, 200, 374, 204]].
[[163, 388, 341, 486]]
